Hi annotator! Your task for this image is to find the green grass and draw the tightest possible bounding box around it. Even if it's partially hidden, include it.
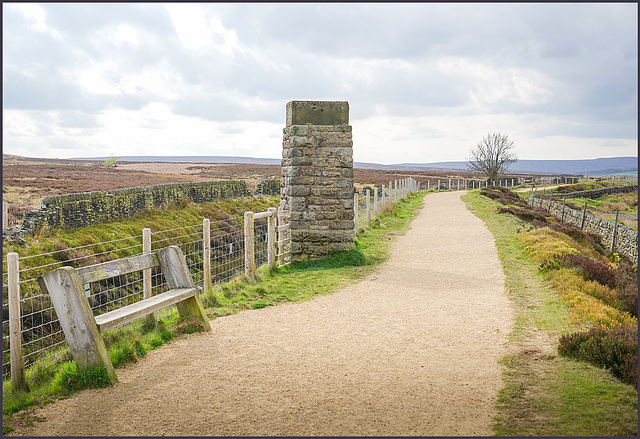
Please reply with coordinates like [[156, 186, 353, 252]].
[[2, 192, 427, 434], [463, 190, 638, 436], [200, 194, 427, 317], [2, 315, 181, 434], [2, 196, 279, 285]]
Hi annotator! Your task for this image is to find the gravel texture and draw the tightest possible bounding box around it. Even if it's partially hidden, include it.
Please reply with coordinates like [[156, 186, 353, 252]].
[[11, 191, 514, 436]]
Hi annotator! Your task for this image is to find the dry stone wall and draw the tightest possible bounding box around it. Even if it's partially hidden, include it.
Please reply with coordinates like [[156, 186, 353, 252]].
[[18, 180, 251, 234], [532, 195, 638, 264], [255, 179, 280, 197], [280, 101, 355, 262], [553, 185, 637, 199]]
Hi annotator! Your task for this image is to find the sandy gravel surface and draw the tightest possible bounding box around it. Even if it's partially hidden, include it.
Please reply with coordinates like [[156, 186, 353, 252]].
[[11, 191, 513, 436]]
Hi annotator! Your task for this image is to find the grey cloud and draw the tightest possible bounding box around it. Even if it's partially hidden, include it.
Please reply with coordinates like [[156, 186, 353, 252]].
[[3, 2, 636, 148]]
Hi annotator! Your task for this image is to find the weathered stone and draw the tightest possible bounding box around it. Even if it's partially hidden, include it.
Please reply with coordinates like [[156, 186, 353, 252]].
[[16, 180, 252, 235], [281, 101, 354, 262], [286, 101, 349, 126]]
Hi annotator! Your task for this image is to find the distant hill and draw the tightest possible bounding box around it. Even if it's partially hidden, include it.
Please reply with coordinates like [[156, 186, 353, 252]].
[[59, 155, 637, 175], [361, 157, 638, 175], [72, 155, 284, 165]]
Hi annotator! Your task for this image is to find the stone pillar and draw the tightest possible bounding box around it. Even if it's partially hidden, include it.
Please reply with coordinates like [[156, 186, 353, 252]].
[[281, 101, 355, 262]]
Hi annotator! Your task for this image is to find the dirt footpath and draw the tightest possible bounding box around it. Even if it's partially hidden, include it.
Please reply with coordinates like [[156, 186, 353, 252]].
[[11, 191, 514, 436]]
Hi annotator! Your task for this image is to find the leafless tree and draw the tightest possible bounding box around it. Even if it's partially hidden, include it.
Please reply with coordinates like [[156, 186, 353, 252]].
[[467, 132, 517, 184]]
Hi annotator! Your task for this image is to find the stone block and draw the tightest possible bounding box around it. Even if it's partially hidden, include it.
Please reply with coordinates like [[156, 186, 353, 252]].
[[286, 101, 349, 126], [290, 157, 313, 166], [290, 136, 314, 148]]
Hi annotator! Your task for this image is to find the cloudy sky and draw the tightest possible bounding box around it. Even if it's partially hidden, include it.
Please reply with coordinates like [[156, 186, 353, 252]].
[[3, 3, 637, 164]]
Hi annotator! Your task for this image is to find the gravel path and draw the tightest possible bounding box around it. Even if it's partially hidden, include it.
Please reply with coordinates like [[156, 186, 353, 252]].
[[11, 191, 513, 436]]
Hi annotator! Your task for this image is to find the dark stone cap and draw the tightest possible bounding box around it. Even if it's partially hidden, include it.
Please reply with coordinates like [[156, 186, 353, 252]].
[[286, 101, 349, 126]]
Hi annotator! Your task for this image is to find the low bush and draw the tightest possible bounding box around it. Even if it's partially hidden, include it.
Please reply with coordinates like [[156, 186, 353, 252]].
[[546, 268, 635, 329], [617, 284, 638, 319], [614, 261, 638, 319], [546, 223, 606, 255], [558, 325, 638, 388], [562, 253, 617, 289], [519, 228, 581, 265], [480, 187, 524, 206], [499, 206, 550, 223]]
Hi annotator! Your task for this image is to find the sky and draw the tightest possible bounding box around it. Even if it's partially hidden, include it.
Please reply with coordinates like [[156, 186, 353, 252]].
[[2, 3, 638, 164]]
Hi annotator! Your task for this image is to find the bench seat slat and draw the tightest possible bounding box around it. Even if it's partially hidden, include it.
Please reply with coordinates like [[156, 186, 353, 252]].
[[94, 287, 196, 333], [76, 253, 160, 285]]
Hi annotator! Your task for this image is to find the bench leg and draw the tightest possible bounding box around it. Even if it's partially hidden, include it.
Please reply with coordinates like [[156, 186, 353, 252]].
[[158, 246, 211, 331], [176, 294, 212, 331], [38, 267, 118, 384]]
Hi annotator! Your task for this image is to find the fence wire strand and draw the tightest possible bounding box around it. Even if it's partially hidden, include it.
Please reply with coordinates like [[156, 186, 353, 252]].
[[3, 212, 290, 385]]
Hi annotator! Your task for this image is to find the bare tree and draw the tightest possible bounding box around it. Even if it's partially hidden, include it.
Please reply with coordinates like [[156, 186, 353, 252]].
[[467, 132, 517, 184]]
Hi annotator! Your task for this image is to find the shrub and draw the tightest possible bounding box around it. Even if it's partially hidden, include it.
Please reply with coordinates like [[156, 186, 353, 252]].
[[499, 206, 549, 223], [547, 268, 635, 329], [558, 325, 638, 388], [546, 223, 606, 255], [480, 187, 524, 206], [519, 229, 581, 265], [617, 284, 638, 319], [562, 253, 617, 289]]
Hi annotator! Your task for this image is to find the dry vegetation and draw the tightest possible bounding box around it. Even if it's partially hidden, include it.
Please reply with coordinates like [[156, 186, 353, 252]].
[[3, 154, 507, 205]]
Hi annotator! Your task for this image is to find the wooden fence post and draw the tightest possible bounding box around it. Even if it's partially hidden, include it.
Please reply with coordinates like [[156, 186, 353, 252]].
[[267, 208, 277, 267], [8, 252, 28, 391], [142, 228, 156, 327], [580, 203, 588, 230], [3, 201, 8, 229], [244, 211, 255, 281], [202, 219, 211, 290], [366, 188, 371, 224], [373, 187, 378, 216], [278, 206, 285, 266], [381, 184, 385, 208], [610, 210, 619, 254], [143, 228, 152, 299], [353, 192, 359, 231], [561, 197, 566, 222]]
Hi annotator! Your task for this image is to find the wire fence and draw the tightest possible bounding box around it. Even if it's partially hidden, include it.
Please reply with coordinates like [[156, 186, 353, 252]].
[[355, 178, 419, 230], [3, 177, 420, 392], [2, 208, 289, 390], [3, 201, 40, 229]]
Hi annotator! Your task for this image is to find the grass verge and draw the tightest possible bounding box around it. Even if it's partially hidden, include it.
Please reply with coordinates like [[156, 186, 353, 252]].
[[2, 192, 427, 434], [463, 189, 637, 436], [200, 193, 427, 318]]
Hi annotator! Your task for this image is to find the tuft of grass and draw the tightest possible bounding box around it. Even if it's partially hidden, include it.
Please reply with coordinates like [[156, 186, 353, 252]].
[[174, 316, 208, 334], [51, 362, 112, 393], [108, 343, 138, 369]]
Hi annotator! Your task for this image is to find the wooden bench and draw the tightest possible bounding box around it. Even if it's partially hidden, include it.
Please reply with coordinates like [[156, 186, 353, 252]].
[[38, 245, 211, 383]]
